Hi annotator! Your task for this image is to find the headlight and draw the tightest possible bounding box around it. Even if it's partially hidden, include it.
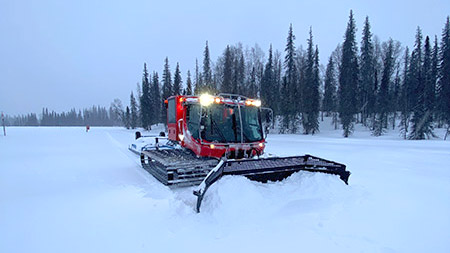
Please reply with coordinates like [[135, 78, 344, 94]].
[[199, 94, 214, 106], [245, 99, 261, 107], [253, 100, 261, 107]]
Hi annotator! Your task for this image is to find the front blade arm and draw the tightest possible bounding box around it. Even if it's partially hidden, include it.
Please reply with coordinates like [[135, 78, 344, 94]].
[[193, 160, 225, 213]]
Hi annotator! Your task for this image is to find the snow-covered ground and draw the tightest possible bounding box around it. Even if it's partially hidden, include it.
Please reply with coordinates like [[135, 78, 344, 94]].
[[1, 123, 449, 253]]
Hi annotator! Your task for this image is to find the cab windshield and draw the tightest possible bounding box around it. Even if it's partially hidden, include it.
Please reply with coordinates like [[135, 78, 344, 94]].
[[186, 103, 263, 143]]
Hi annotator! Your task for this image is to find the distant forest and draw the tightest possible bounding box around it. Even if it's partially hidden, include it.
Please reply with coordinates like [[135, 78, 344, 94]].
[[6, 11, 450, 139], [4, 104, 123, 127]]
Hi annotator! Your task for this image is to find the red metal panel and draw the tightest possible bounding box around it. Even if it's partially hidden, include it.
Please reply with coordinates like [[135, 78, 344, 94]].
[[167, 96, 177, 141], [168, 95, 187, 142]]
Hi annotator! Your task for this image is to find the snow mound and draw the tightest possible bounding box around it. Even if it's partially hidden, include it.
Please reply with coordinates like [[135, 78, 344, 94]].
[[201, 171, 356, 219]]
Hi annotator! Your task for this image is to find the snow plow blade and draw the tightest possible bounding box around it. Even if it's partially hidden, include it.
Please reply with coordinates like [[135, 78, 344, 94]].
[[193, 155, 350, 213]]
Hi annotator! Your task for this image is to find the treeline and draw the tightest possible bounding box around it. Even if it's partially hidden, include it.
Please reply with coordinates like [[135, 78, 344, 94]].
[[127, 11, 450, 139], [4, 105, 123, 126]]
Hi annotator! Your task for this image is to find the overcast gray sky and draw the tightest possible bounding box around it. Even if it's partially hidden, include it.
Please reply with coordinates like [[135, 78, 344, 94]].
[[1, 0, 448, 115]]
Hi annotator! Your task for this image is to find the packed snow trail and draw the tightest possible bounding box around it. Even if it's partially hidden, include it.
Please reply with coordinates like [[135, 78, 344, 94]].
[[1, 126, 449, 252]]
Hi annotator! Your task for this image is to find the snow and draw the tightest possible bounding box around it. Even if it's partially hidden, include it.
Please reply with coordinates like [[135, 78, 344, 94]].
[[1, 123, 450, 252]]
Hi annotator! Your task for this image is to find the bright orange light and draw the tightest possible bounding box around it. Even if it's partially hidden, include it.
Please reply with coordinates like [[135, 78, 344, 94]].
[[245, 100, 252, 106], [210, 144, 215, 149], [179, 97, 184, 103], [214, 97, 221, 104], [258, 143, 264, 148]]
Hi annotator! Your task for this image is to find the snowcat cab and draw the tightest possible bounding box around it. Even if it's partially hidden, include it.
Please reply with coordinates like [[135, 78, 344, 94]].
[[167, 94, 266, 159], [135, 93, 350, 212]]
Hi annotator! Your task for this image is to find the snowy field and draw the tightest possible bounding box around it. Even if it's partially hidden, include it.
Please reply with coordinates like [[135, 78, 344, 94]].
[[1, 123, 449, 253]]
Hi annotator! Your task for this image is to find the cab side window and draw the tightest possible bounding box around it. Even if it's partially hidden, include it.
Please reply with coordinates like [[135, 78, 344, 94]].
[[168, 98, 176, 124], [187, 104, 200, 139]]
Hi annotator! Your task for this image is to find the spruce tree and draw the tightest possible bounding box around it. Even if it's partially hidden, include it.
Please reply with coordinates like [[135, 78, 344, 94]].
[[273, 51, 282, 115], [409, 27, 435, 139], [41, 108, 48, 126], [391, 66, 401, 130], [399, 47, 411, 138], [162, 58, 172, 126], [323, 56, 337, 117], [409, 28, 423, 134], [439, 16, 450, 139], [281, 24, 300, 133], [135, 82, 141, 123], [231, 50, 239, 94], [431, 36, 441, 126], [186, 70, 193, 95], [236, 53, 245, 95], [194, 59, 202, 94], [297, 49, 306, 116], [173, 63, 182, 95], [222, 45, 233, 93], [229, 46, 244, 95], [360, 16, 376, 126], [151, 72, 161, 125], [302, 28, 320, 134], [280, 76, 289, 133], [248, 66, 257, 98], [423, 36, 436, 133], [312, 45, 321, 132], [261, 44, 274, 109], [130, 92, 138, 129], [124, 106, 131, 129], [438, 17, 450, 136], [373, 39, 394, 136], [140, 63, 152, 130], [338, 10, 359, 137], [162, 57, 172, 100], [203, 41, 213, 92]]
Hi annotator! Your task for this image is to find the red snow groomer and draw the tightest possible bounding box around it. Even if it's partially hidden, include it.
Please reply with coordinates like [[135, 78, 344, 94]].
[[137, 93, 350, 212]]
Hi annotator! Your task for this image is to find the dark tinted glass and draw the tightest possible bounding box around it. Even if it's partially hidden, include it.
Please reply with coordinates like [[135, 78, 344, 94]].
[[189, 103, 263, 143], [168, 98, 176, 123]]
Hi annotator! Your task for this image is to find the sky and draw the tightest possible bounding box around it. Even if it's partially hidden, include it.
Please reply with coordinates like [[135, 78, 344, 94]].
[[1, 0, 449, 115]]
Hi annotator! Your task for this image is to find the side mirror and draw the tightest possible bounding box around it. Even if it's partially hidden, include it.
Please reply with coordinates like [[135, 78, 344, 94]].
[[261, 107, 274, 139]]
